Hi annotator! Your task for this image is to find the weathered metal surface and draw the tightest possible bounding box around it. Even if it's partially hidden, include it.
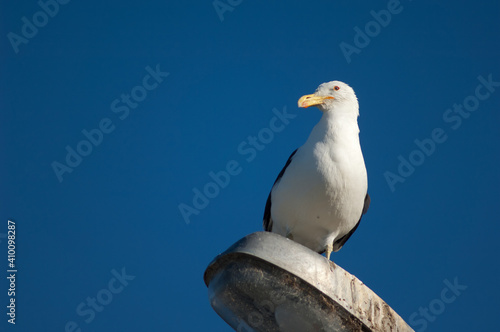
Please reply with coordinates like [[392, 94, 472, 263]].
[[204, 232, 414, 332]]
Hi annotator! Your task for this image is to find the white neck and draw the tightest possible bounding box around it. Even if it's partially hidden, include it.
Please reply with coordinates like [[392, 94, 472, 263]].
[[306, 104, 360, 146]]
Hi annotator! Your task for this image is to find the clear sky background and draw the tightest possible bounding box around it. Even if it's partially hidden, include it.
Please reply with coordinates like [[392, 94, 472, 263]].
[[1, 0, 499, 331]]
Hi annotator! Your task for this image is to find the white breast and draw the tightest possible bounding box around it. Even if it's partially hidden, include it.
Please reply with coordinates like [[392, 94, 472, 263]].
[[270, 111, 367, 253]]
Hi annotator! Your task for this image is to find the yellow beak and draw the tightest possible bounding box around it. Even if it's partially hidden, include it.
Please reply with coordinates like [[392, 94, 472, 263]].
[[298, 94, 334, 108]]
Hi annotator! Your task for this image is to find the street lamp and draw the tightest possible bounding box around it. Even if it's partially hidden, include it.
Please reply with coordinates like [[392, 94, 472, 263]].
[[204, 232, 413, 332]]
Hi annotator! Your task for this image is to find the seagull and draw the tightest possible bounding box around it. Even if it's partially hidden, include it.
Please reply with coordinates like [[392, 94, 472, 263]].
[[263, 81, 370, 260]]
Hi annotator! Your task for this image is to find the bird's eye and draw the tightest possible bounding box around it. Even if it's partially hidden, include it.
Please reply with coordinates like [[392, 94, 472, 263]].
[[334, 86, 340, 91]]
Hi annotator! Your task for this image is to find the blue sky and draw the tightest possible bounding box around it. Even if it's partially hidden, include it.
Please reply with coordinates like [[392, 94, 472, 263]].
[[1, 0, 499, 331]]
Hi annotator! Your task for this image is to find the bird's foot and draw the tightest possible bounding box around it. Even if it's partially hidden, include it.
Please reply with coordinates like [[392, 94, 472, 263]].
[[329, 260, 336, 271]]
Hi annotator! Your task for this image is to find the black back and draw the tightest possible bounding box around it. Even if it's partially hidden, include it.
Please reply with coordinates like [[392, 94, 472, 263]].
[[263, 149, 298, 231], [331, 193, 371, 252]]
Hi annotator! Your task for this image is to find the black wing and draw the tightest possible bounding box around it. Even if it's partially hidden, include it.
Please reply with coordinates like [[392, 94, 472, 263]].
[[263, 149, 298, 232], [331, 193, 371, 252]]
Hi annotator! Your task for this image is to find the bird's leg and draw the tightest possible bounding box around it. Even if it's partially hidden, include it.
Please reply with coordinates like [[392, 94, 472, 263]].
[[325, 244, 337, 270], [325, 243, 333, 261]]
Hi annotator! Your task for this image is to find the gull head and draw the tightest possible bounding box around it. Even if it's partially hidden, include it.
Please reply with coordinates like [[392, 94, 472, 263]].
[[298, 81, 359, 115]]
